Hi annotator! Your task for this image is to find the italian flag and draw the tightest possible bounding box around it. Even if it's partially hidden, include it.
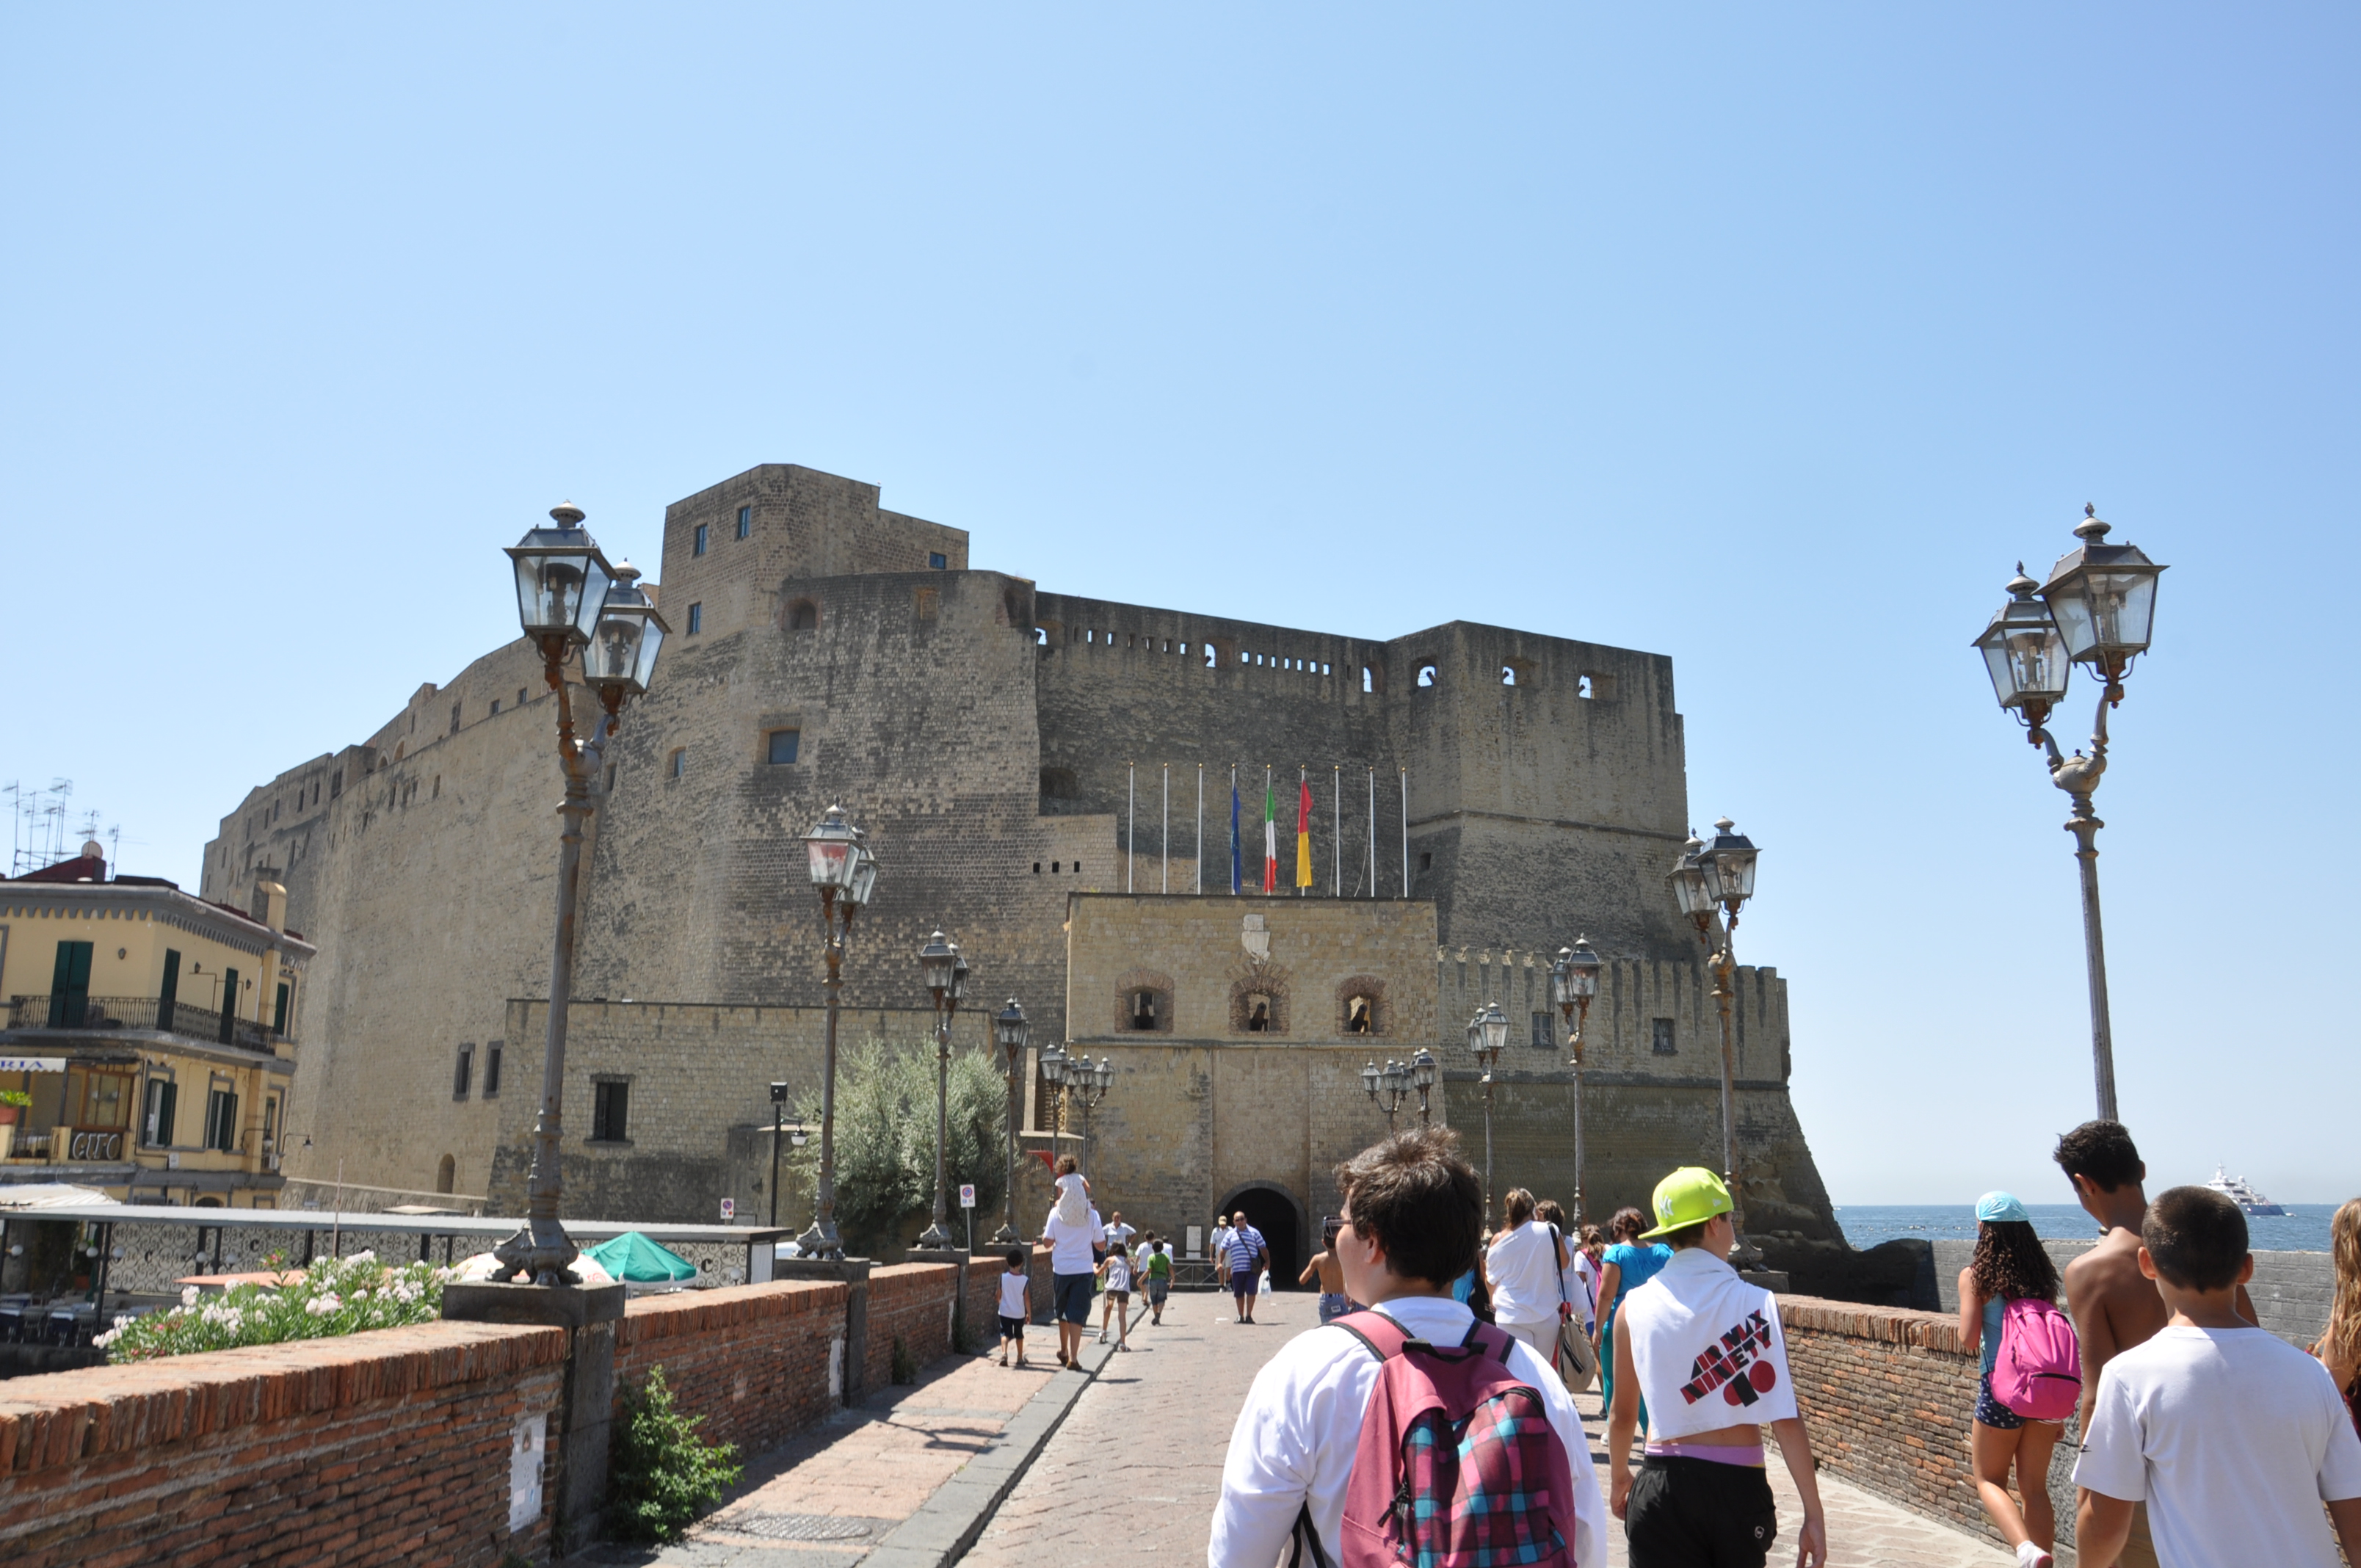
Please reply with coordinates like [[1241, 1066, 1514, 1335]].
[[1263, 777, 1277, 893], [1296, 774, 1314, 890]]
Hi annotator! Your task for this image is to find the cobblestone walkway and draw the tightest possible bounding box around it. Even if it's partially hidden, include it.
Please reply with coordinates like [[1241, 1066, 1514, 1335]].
[[966, 1289, 2020, 1568]]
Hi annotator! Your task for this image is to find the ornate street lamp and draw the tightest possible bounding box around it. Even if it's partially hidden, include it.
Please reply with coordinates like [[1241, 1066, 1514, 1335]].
[[915, 931, 965, 1251], [1363, 1058, 1412, 1130], [992, 998, 1029, 1244], [1466, 1002, 1509, 1227], [1408, 1048, 1439, 1128], [1552, 937, 1603, 1226], [1975, 507, 2169, 1123], [490, 505, 665, 1287], [1669, 818, 1762, 1263], [1040, 1042, 1072, 1173], [797, 805, 877, 1260], [1073, 1054, 1115, 1177]]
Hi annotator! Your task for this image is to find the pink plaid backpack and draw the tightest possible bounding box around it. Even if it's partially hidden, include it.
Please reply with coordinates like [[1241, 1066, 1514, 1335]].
[[1289, 1310, 1578, 1568], [1991, 1296, 2081, 1421]]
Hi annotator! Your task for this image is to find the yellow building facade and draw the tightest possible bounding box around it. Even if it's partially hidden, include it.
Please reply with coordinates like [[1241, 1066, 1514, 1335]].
[[0, 843, 311, 1207]]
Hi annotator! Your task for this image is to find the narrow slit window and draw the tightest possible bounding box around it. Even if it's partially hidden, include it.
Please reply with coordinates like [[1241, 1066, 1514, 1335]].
[[736, 505, 751, 540]]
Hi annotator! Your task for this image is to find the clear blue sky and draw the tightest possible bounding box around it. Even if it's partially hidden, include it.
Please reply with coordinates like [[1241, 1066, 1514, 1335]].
[[5, 8, 2354, 1208]]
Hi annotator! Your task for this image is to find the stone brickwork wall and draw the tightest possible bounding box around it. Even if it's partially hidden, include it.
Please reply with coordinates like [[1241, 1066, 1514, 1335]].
[[200, 460, 1838, 1257], [865, 1260, 960, 1388], [612, 1278, 848, 1454], [0, 1320, 566, 1567]]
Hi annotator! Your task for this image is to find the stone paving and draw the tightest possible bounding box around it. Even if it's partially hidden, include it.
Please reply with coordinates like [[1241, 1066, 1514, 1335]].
[[966, 1288, 2020, 1568]]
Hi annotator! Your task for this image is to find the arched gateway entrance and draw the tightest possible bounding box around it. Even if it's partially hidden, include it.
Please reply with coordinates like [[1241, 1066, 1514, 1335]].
[[1217, 1182, 1306, 1289]]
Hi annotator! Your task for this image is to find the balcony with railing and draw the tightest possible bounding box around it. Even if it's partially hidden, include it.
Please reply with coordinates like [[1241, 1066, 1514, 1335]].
[[4, 994, 286, 1053]]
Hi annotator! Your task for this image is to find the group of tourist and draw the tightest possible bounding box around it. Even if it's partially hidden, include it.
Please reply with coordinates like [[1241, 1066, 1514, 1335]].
[[1200, 1119, 2361, 1568]]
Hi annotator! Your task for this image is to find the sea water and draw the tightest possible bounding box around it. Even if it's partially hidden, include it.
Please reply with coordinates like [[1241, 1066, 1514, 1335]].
[[1834, 1202, 2338, 1254]]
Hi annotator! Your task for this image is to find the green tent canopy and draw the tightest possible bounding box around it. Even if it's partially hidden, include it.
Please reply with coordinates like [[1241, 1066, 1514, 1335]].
[[583, 1232, 698, 1284]]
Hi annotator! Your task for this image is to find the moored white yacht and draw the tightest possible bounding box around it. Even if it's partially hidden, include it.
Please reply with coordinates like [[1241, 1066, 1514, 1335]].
[[2205, 1166, 2287, 1216]]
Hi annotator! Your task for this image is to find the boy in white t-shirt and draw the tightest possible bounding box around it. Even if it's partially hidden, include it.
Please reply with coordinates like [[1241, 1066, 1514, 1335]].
[[2074, 1186, 2361, 1568], [995, 1246, 1032, 1368]]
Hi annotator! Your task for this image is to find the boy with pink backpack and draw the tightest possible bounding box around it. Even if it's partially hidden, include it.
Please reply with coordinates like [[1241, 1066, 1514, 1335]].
[[1958, 1190, 2080, 1568], [1208, 1128, 1604, 1567]]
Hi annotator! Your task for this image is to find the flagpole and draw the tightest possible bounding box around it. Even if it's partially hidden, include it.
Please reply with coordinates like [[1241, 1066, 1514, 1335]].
[[1230, 763, 1238, 896], [1196, 763, 1204, 895], [1298, 763, 1308, 898], [1265, 762, 1274, 897], [1332, 764, 1341, 898], [1126, 761, 1135, 893], [1161, 763, 1169, 895], [1368, 766, 1376, 899], [1400, 767, 1410, 896]]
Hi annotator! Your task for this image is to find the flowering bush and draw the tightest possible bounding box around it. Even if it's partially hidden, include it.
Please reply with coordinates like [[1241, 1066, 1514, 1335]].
[[95, 1252, 451, 1362]]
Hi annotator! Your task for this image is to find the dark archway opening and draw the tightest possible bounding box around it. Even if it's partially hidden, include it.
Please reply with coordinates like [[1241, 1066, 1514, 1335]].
[[1222, 1185, 1304, 1291]]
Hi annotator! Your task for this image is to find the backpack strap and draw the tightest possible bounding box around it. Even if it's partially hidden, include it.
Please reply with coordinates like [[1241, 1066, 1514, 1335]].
[[1327, 1307, 1416, 1362]]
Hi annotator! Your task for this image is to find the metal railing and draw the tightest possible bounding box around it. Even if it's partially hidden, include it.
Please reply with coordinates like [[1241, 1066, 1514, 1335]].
[[5, 995, 284, 1051]]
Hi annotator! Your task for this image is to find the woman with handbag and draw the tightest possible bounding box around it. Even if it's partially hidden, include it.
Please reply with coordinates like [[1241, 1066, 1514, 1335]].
[[1537, 1199, 1599, 1391], [1484, 1187, 1570, 1364]]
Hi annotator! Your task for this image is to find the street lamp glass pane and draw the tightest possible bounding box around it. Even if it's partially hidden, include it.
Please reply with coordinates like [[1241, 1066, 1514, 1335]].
[[2047, 568, 2159, 662], [848, 850, 879, 907], [512, 551, 613, 643], [1479, 1003, 1510, 1056], [1382, 1060, 1407, 1093], [1410, 1051, 1438, 1090], [804, 807, 857, 888], [1361, 1061, 1380, 1095], [585, 609, 647, 688], [919, 932, 957, 993]]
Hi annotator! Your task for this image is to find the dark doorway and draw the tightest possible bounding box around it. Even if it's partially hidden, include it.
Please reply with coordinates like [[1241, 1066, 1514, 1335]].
[[1225, 1186, 1303, 1290]]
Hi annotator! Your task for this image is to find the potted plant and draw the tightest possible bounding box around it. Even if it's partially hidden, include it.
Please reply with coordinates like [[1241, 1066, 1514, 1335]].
[[0, 1089, 29, 1161]]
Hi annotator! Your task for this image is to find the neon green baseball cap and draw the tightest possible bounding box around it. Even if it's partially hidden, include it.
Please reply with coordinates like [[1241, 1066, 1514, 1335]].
[[1638, 1166, 1733, 1239]]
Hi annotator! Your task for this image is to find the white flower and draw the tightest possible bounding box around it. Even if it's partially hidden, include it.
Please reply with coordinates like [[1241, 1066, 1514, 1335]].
[[344, 1250, 375, 1266], [304, 1291, 344, 1316], [181, 1286, 200, 1308], [93, 1329, 119, 1348]]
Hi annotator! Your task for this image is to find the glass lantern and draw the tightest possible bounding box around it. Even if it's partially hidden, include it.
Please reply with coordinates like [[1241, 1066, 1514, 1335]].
[[1973, 565, 2070, 717], [1382, 1059, 1408, 1097], [846, 842, 879, 908], [919, 931, 958, 997], [1667, 833, 1715, 919], [1040, 1042, 1069, 1087], [1553, 937, 1602, 1009], [506, 502, 614, 645], [950, 953, 969, 1006], [1410, 1050, 1439, 1092], [1092, 1058, 1116, 1092], [1470, 1001, 1510, 1059], [994, 998, 1029, 1059], [804, 805, 859, 889], [1697, 819, 1759, 910], [2038, 507, 2166, 667], [581, 564, 669, 699]]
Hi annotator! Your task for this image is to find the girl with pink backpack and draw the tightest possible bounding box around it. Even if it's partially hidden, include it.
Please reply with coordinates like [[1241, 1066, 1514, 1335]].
[[1959, 1191, 2080, 1568]]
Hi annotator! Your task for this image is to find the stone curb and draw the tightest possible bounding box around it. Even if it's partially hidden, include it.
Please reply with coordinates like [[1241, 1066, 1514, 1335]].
[[858, 1340, 1116, 1567]]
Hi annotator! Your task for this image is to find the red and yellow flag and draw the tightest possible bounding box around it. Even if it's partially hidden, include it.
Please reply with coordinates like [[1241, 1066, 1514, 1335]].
[[1296, 773, 1314, 890]]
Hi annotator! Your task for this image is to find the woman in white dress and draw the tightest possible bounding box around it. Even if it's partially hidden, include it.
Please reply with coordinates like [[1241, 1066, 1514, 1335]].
[[1484, 1187, 1570, 1363]]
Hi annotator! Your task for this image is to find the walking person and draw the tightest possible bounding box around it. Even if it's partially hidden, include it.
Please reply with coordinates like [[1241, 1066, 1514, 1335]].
[[1485, 1187, 1570, 1365], [1040, 1188, 1104, 1369], [1959, 1191, 2073, 1568], [995, 1246, 1031, 1368], [1226, 1210, 1269, 1324], [1140, 1232, 1172, 1325], [2317, 1198, 2361, 1438], [1105, 1209, 1136, 1256], [1595, 1205, 1673, 1442], [1536, 1199, 1598, 1393], [1607, 1166, 1828, 1568], [1300, 1215, 1354, 1323], [1096, 1238, 1134, 1349]]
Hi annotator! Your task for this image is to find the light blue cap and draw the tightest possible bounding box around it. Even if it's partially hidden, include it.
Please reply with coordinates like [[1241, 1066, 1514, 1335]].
[[1975, 1190, 2030, 1224]]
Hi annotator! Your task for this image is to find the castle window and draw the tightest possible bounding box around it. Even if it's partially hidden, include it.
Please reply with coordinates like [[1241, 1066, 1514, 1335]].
[[490, 698, 501, 715], [1502, 661, 1531, 686], [1337, 978, 1386, 1036], [452, 1045, 474, 1100], [484, 1041, 502, 1097], [693, 523, 708, 556], [1119, 979, 1173, 1034], [1131, 992, 1155, 1028], [1578, 675, 1594, 698], [1033, 862, 1042, 874], [449, 703, 461, 734], [1362, 666, 1378, 694], [1416, 663, 1438, 688], [766, 729, 801, 765], [1531, 1012, 1554, 1048], [1052, 862, 1060, 873], [788, 600, 819, 631], [686, 603, 703, 634], [1420, 852, 1433, 871], [436, 1155, 456, 1194], [929, 551, 947, 569], [668, 747, 686, 778], [736, 505, 751, 539], [1653, 1017, 1677, 1055], [1230, 980, 1288, 1035], [1203, 645, 1217, 668], [915, 587, 938, 620], [331, 769, 342, 798], [590, 1079, 630, 1143]]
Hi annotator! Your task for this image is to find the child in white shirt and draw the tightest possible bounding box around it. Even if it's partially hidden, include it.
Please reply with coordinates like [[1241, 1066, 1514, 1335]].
[[2075, 1186, 2361, 1568], [1096, 1240, 1133, 1349], [1053, 1154, 1091, 1227], [995, 1246, 1031, 1368]]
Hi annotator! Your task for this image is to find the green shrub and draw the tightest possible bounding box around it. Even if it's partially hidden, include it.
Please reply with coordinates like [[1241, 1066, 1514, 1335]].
[[783, 1039, 1007, 1255], [609, 1365, 743, 1544], [96, 1252, 446, 1362]]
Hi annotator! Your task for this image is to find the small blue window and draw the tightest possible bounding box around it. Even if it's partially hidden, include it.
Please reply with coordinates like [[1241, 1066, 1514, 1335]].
[[736, 506, 751, 540], [686, 603, 703, 635], [766, 729, 800, 765], [693, 523, 708, 556], [929, 552, 947, 570]]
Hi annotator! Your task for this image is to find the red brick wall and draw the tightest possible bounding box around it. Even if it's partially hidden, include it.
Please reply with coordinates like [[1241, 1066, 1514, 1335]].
[[965, 1246, 1051, 1340], [1780, 1296, 2003, 1550], [866, 1261, 960, 1388], [0, 1321, 566, 1568], [612, 1278, 848, 1454]]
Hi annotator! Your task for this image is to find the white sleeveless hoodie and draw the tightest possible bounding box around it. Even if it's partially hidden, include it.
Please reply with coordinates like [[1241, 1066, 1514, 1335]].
[[1617, 1247, 1799, 1440]]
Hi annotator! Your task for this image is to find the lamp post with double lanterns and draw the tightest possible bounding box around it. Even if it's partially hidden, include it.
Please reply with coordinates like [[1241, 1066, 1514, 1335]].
[[1551, 937, 1603, 1227], [1465, 1003, 1510, 1228], [1361, 1059, 1412, 1130], [1973, 506, 2166, 1123], [492, 504, 667, 1287], [798, 804, 878, 1260], [991, 998, 1029, 1244], [916, 931, 969, 1251], [1073, 1056, 1115, 1176], [1669, 819, 1760, 1260], [1409, 1048, 1439, 1128]]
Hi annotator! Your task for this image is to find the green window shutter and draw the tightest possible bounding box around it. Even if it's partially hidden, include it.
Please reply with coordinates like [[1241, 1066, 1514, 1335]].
[[272, 983, 290, 1036], [48, 940, 93, 1026], [159, 949, 181, 1031], [219, 968, 239, 1045]]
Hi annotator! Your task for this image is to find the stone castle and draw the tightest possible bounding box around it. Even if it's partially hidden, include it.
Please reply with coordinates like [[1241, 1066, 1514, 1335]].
[[203, 462, 1846, 1277]]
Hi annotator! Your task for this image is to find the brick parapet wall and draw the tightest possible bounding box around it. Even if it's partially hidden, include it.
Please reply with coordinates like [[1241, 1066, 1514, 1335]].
[[966, 1246, 1052, 1338], [0, 1321, 566, 1567], [612, 1278, 849, 1456], [866, 1262, 960, 1387]]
